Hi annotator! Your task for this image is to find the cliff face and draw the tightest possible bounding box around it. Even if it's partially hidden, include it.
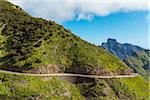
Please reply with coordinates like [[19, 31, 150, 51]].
[[102, 38, 149, 76], [0, 1, 130, 75]]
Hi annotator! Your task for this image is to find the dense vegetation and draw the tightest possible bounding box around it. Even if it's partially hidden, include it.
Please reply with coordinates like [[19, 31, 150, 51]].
[[77, 76, 149, 100], [0, 0, 129, 74], [124, 50, 149, 78], [0, 73, 85, 99], [0, 71, 149, 100]]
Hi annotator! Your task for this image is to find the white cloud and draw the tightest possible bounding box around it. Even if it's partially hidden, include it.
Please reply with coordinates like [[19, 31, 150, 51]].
[[8, 0, 149, 22]]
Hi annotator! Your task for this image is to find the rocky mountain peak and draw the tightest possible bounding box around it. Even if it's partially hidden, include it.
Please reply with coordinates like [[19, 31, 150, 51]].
[[107, 38, 117, 44], [102, 38, 145, 60]]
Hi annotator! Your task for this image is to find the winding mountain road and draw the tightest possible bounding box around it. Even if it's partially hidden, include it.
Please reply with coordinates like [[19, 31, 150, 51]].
[[0, 70, 138, 79]]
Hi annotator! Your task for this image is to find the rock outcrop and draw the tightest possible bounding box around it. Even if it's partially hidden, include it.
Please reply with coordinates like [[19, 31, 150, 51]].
[[66, 66, 133, 76]]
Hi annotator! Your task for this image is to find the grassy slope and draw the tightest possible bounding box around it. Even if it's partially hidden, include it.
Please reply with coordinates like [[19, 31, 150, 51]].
[[0, 73, 85, 99], [124, 51, 149, 79], [0, 72, 149, 100], [77, 76, 149, 100], [0, 0, 129, 73]]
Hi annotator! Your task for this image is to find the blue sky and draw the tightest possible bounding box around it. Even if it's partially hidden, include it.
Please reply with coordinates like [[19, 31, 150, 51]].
[[63, 11, 149, 48], [9, 0, 149, 49]]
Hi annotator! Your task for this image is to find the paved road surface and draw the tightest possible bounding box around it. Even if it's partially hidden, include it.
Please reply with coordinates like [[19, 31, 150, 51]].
[[0, 70, 138, 79]]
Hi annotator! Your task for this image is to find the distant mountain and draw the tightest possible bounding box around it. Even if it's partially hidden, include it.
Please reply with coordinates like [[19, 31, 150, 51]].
[[102, 38, 145, 60], [102, 38, 149, 76]]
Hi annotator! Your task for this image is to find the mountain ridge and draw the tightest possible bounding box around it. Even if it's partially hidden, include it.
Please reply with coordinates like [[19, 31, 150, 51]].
[[102, 38, 147, 60], [102, 38, 149, 77]]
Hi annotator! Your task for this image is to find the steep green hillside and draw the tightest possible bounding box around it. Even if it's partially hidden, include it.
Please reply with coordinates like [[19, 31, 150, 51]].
[[0, 73, 85, 99], [77, 76, 149, 100], [124, 51, 149, 75], [0, 72, 148, 100], [0, 0, 130, 75]]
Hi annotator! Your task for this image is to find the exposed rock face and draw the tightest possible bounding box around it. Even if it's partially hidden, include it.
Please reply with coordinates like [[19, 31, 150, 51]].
[[5, 63, 133, 75], [24, 64, 61, 74], [4, 64, 62, 74], [66, 66, 133, 75]]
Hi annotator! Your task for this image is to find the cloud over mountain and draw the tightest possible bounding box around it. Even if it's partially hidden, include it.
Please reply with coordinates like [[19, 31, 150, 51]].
[[9, 0, 149, 22]]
